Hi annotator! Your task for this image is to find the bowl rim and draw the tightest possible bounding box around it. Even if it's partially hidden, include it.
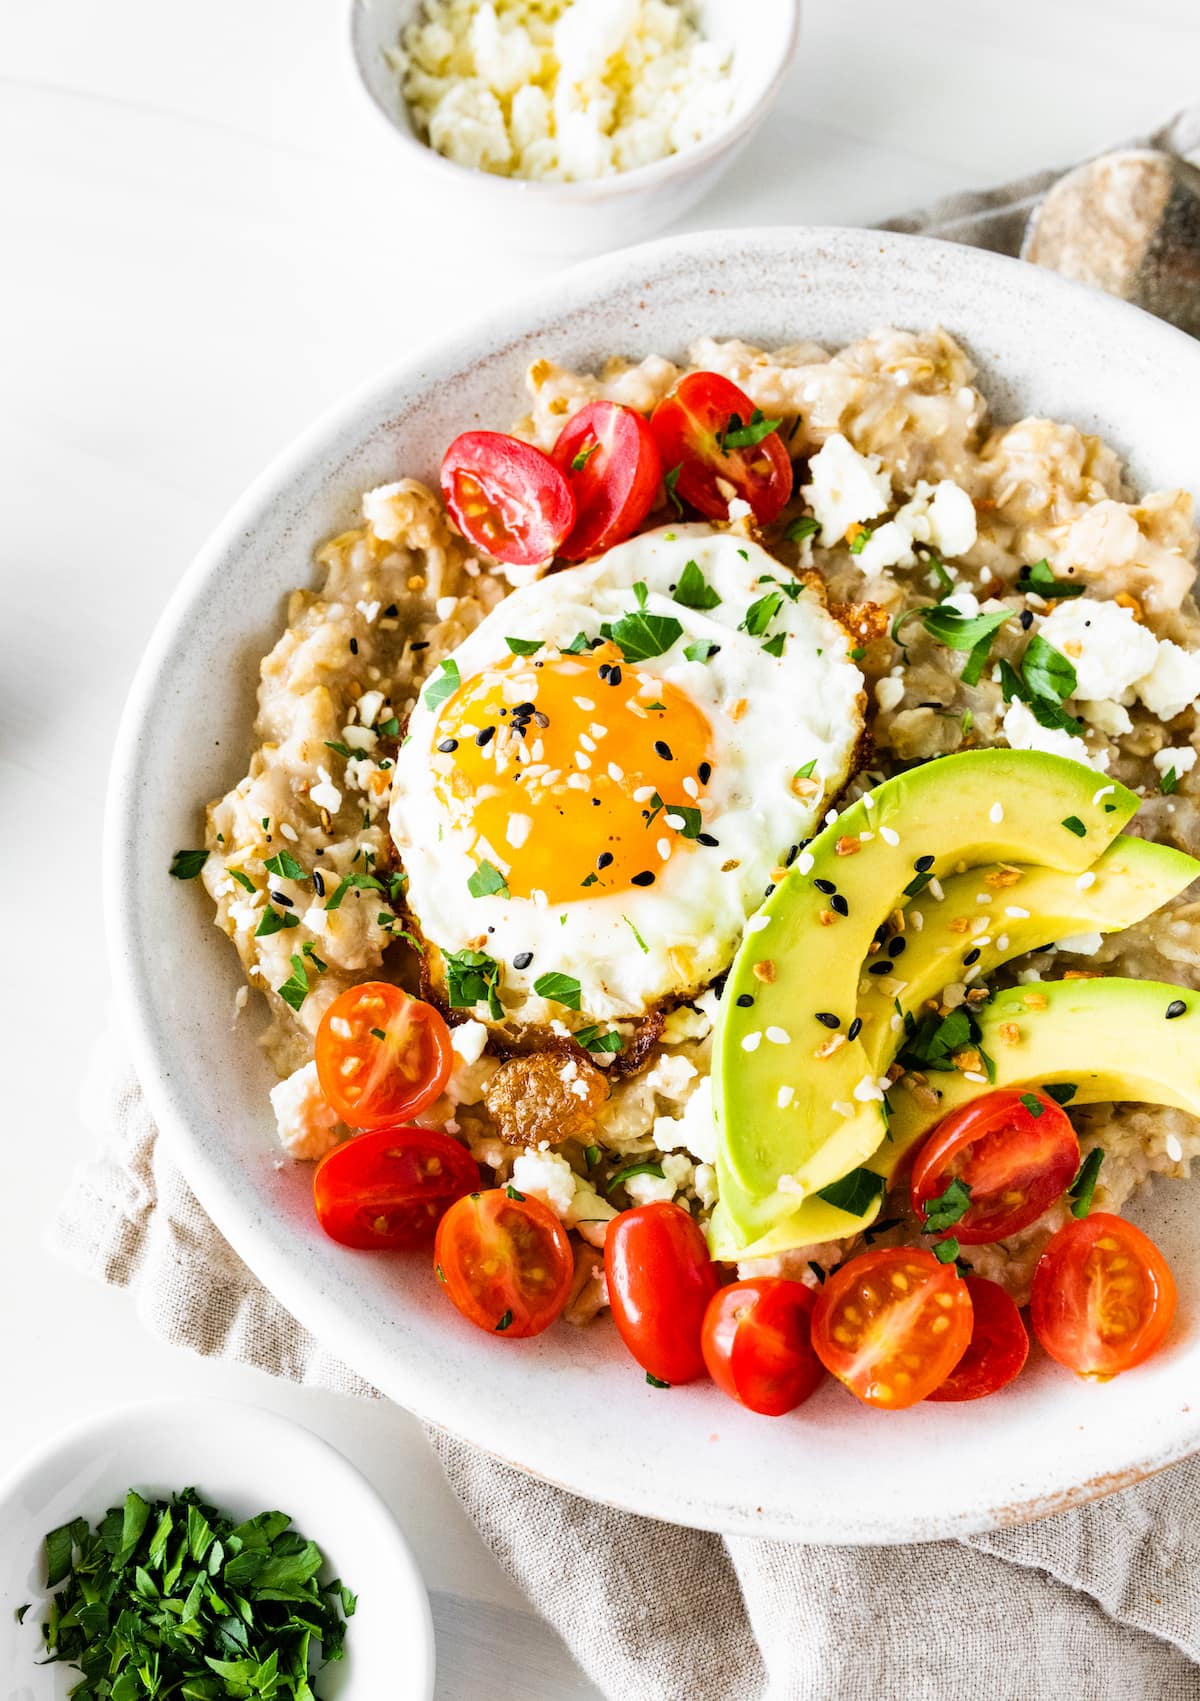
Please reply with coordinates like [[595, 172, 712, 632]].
[[345, 0, 802, 203], [104, 224, 1200, 1542]]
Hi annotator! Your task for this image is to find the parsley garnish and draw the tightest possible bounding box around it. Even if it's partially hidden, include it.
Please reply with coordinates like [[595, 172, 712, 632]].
[[255, 905, 300, 937], [717, 408, 781, 452], [533, 970, 582, 1010], [794, 758, 818, 779], [169, 849, 208, 880], [1019, 1092, 1045, 1118], [505, 636, 544, 656], [444, 946, 503, 1019], [1021, 633, 1077, 703], [467, 859, 510, 899], [646, 1372, 671, 1388], [571, 439, 599, 471], [740, 589, 783, 638], [849, 526, 873, 556], [1044, 1082, 1077, 1105], [683, 638, 720, 662], [325, 871, 384, 911], [423, 658, 461, 712], [37, 1488, 354, 1700], [815, 1167, 886, 1217], [606, 607, 683, 663], [1061, 815, 1087, 838], [607, 1161, 666, 1194], [623, 914, 650, 953], [664, 464, 684, 516], [376, 715, 401, 736], [1161, 766, 1179, 795], [229, 867, 256, 893], [1017, 558, 1085, 600], [899, 1006, 982, 1074], [786, 516, 820, 543], [763, 632, 787, 658], [933, 1238, 960, 1263], [265, 850, 306, 881], [506, 1184, 526, 1200], [562, 630, 595, 654], [573, 1026, 624, 1054], [495, 1309, 514, 1332], [664, 804, 702, 839], [324, 740, 354, 759], [673, 559, 721, 610], [921, 1176, 973, 1233], [1069, 1147, 1104, 1218], [277, 953, 311, 1012], [919, 606, 1012, 688]]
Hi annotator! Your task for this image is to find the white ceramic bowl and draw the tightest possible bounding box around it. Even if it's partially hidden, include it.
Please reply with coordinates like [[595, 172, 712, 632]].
[[106, 227, 1200, 1543], [0, 1400, 434, 1699], [347, 0, 800, 256]]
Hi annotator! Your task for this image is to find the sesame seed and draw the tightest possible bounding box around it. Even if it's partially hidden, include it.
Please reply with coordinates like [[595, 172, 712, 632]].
[[1166, 999, 1187, 1019], [914, 854, 935, 872], [825, 809, 838, 826], [963, 1070, 988, 1083], [633, 785, 656, 802], [928, 879, 944, 902], [1005, 905, 1030, 918], [766, 1026, 791, 1045], [997, 934, 1009, 950], [888, 937, 906, 958], [1019, 610, 1034, 630], [475, 726, 495, 747], [437, 738, 458, 753], [608, 763, 625, 782], [976, 893, 993, 904], [575, 753, 591, 770], [654, 740, 673, 760], [880, 826, 900, 846], [698, 762, 712, 784], [657, 838, 671, 861], [683, 777, 699, 799], [868, 961, 893, 976], [631, 870, 655, 886], [349, 637, 359, 655], [833, 1101, 855, 1118], [574, 697, 596, 711], [796, 851, 815, 875], [777, 1086, 795, 1108], [746, 916, 770, 934], [816, 1012, 840, 1029], [989, 802, 1004, 824], [597, 852, 614, 870], [512, 951, 533, 969], [814, 878, 836, 895], [1075, 871, 1096, 891], [607, 666, 623, 685], [863, 793, 876, 811], [312, 871, 326, 897], [1167, 1133, 1184, 1161], [270, 891, 294, 908], [741, 1032, 762, 1052], [847, 1017, 863, 1041], [579, 734, 597, 753], [698, 831, 721, 850], [736, 993, 755, 1008], [963, 947, 981, 966], [830, 894, 849, 917]]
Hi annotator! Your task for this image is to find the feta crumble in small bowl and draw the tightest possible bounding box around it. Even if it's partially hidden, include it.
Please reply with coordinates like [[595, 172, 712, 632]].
[[348, 0, 800, 255]]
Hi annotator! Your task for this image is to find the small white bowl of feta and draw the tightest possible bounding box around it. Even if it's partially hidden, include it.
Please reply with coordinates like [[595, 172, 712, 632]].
[[349, 0, 800, 255]]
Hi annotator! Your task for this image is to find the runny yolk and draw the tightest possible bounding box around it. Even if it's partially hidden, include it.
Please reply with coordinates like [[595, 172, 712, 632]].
[[430, 648, 714, 904]]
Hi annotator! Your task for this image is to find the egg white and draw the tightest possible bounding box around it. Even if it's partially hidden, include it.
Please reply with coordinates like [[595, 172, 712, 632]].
[[389, 525, 865, 1027]]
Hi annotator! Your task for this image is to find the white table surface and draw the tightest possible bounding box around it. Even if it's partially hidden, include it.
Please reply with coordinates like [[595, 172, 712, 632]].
[[2, 1, 1197, 1693]]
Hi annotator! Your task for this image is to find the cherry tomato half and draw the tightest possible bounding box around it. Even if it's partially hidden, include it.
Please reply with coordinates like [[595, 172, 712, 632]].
[[435, 1188, 574, 1338], [926, 1276, 1029, 1402], [811, 1246, 974, 1410], [605, 1202, 720, 1386], [701, 1278, 824, 1416], [552, 400, 663, 561], [315, 981, 452, 1131], [649, 371, 793, 524], [1030, 1212, 1177, 1380], [313, 1126, 480, 1250], [910, 1090, 1079, 1246], [441, 430, 575, 566]]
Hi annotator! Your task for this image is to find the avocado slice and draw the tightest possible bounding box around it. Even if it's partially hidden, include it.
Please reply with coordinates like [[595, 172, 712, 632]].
[[710, 974, 1200, 1261], [855, 834, 1199, 1071], [713, 750, 1139, 1245]]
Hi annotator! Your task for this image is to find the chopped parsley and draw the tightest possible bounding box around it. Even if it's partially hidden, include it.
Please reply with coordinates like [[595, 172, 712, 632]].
[[815, 1167, 886, 1218], [444, 946, 503, 1019], [562, 630, 596, 655], [467, 859, 510, 899], [673, 558, 721, 610], [899, 1005, 990, 1077], [786, 515, 820, 543], [664, 464, 684, 517], [495, 1309, 514, 1332], [932, 1238, 960, 1263], [1044, 1082, 1078, 1105], [848, 526, 872, 556], [646, 1372, 671, 1388], [717, 408, 781, 452], [573, 1026, 624, 1054], [1019, 1092, 1045, 1118], [1161, 767, 1180, 795], [169, 849, 208, 880], [264, 850, 306, 881], [623, 914, 650, 953], [505, 636, 544, 656], [376, 715, 401, 736], [277, 953, 311, 1012], [1061, 815, 1087, 837], [571, 439, 599, 471], [255, 905, 300, 937], [1069, 1147, 1105, 1219], [533, 970, 582, 1011], [1020, 633, 1077, 705], [323, 740, 354, 759], [229, 867, 257, 893], [665, 804, 703, 839], [919, 605, 1012, 688], [794, 758, 818, 780], [683, 638, 720, 663], [739, 589, 783, 637], [325, 871, 384, 911], [762, 632, 787, 658], [506, 1184, 526, 1201], [605, 607, 684, 663], [423, 658, 461, 712], [607, 1161, 666, 1194], [1017, 558, 1085, 600], [921, 1176, 973, 1233]]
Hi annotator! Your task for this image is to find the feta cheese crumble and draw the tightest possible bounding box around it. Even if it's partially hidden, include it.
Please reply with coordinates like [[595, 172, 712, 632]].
[[801, 434, 892, 547], [1037, 598, 1157, 702], [269, 1061, 341, 1161]]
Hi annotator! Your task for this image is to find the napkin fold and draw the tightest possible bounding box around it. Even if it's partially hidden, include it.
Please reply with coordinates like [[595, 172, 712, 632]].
[[59, 108, 1200, 1701]]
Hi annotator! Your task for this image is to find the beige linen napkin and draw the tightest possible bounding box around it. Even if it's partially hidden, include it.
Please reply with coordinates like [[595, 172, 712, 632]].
[[59, 113, 1200, 1700]]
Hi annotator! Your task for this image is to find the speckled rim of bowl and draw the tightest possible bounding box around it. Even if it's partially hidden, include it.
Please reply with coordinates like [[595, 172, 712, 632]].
[[104, 226, 1200, 1544], [345, 0, 801, 204]]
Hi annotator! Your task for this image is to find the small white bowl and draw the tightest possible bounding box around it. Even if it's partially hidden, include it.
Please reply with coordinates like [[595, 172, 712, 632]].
[[347, 0, 800, 256], [0, 1400, 435, 1700]]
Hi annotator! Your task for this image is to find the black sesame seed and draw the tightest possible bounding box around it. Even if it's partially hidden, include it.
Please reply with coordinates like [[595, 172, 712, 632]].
[[698, 761, 712, 785], [437, 737, 458, 753], [847, 1016, 863, 1041], [598, 664, 611, 679], [349, 637, 359, 655], [312, 870, 326, 897], [815, 1012, 841, 1029], [475, 726, 495, 747], [764, 885, 775, 899], [1166, 998, 1187, 1020], [271, 891, 294, 908], [654, 740, 673, 760], [736, 993, 755, 1008], [410, 640, 429, 651], [607, 666, 623, 686], [697, 833, 719, 847], [513, 951, 534, 970], [830, 894, 849, 917], [963, 947, 981, 966], [1019, 610, 1034, 630], [631, 870, 656, 886], [383, 604, 398, 618], [814, 878, 837, 895], [868, 960, 893, 975], [514, 702, 535, 716], [597, 851, 614, 869], [914, 854, 935, 873], [888, 936, 907, 958], [785, 844, 799, 867], [592, 797, 600, 806], [873, 922, 890, 946], [533, 710, 550, 728]]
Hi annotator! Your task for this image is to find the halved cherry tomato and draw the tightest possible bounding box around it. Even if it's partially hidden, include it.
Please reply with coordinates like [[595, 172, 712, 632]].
[[701, 1278, 824, 1416], [811, 1246, 973, 1409], [440, 430, 575, 566], [605, 1202, 720, 1386], [1030, 1212, 1176, 1379], [926, 1276, 1029, 1401], [910, 1090, 1079, 1246], [435, 1188, 574, 1338], [649, 371, 793, 524], [552, 400, 663, 561], [315, 981, 452, 1131], [313, 1126, 480, 1250]]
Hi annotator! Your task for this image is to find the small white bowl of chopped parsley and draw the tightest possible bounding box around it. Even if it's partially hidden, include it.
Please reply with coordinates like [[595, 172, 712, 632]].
[[0, 1399, 434, 1700]]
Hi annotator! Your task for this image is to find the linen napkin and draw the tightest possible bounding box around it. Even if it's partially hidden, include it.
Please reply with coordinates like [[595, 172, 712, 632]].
[[58, 110, 1200, 1700]]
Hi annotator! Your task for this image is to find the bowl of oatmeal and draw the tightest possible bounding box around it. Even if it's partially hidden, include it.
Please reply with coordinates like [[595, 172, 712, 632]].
[[108, 226, 1200, 1541], [348, 0, 801, 254]]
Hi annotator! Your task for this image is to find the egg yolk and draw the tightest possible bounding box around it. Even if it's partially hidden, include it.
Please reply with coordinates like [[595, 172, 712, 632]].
[[431, 649, 714, 904]]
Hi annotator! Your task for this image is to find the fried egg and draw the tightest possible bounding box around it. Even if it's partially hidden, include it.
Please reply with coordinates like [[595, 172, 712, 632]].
[[389, 525, 864, 1026]]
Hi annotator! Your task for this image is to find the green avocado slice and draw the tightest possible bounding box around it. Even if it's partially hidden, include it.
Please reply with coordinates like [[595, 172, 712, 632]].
[[713, 750, 1139, 1245], [711, 977, 1200, 1259]]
